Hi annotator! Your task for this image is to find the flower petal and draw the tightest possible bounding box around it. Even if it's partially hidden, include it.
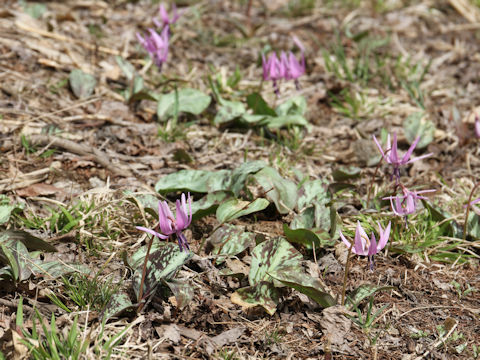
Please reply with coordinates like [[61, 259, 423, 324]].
[[136, 226, 169, 239], [376, 221, 390, 251]]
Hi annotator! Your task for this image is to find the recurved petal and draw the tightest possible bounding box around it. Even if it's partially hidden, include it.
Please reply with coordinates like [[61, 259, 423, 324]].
[[368, 233, 378, 256], [376, 221, 391, 251], [354, 221, 369, 256], [136, 226, 169, 239], [158, 201, 174, 234]]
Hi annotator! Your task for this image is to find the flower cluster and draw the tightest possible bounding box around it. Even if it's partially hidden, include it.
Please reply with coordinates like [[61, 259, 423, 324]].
[[137, 3, 181, 71], [262, 37, 305, 95], [136, 193, 192, 252]]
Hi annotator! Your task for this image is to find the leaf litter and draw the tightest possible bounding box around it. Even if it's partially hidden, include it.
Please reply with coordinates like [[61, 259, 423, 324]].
[[0, 0, 479, 359]]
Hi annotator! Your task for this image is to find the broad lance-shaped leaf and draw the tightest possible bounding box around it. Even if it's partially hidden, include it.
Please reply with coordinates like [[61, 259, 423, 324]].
[[190, 191, 230, 220], [283, 223, 332, 249], [0, 233, 31, 281], [231, 281, 279, 316], [208, 224, 256, 263], [155, 169, 231, 193], [164, 279, 194, 309], [270, 272, 335, 308], [249, 237, 303, 286], [331, 166, 361, 181], [216, 198, 269, 223], [246, 92, 276, 116], [157, 88, 211, 121], [103, 292, 135, 321], [69, 69, 96, 99], [230, 161, 266, 197], [275, 95, 307, 116], [0, 230, 57, 252], [214, 99, 246, 125], [132, 243, 193, 299], [403, 111, 435, 149], [251, 167, 297, 215]]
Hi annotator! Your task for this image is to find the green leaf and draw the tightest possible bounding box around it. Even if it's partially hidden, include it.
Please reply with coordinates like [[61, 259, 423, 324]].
[[249, 237, 303, 286], [241, 114, 267, 125], [265, 114, 308, 130], [275, 96, 307, 116], [115, 56, 135, 80], [271, 272, 336, 308], [209, 224, 255, 263], [69, 69, 96, 99], [103, 292, 135, 321], [251, 167, 297, 214], [0, 235, 31, 281], [191, 191, 231, 220], [231, 282, 279, 315], [157, 88, 211, 121], [295, 179, 331, 231], [331, 166, 361, 181], [216, 198, 269, 223], [30, 261, 90, 278], [403, 111, 435, 149], [230, 161, 266, 196], [214, 99, 246, 125], [0, 230, 56, 252], [467, 211, 480, 239], [23, 2, 47, 18], [164, 279, 194, 309], [346, 284, 394, 309], [246, 92, 276, 116], [155, 169, 231, 193], [283, 224, 332, 249], [126, 239, 163, 270], [132, 243, 193, 299]]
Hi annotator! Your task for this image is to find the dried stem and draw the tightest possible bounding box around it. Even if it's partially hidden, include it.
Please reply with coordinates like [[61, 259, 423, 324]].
[[463, 181, 480, 241], [341, 242, 353, 306], [137, 235, 155, 313]]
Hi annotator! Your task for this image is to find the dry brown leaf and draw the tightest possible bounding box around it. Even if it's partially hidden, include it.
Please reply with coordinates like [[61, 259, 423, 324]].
[[16, 183, 62, 197]]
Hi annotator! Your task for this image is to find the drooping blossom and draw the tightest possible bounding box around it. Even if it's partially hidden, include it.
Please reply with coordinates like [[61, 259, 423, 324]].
[[136, 193, 192, 252], [340, 221, 391, 270], [383, 188, 436, 217], [153, 3, 181, 29], [466, 197, 480, 207], [137, 26, 170, 71], [261, 37, 305, 95], [373, 132, 433, 182]]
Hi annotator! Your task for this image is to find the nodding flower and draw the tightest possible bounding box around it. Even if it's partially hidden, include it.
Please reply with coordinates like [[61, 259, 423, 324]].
[[383, 187, 435, 227], [137, 26, 170, 71], [373, 132, 433, 183], [153, 3, 181, 28], [136, 193, 192, 252], [261, 37, 305, 95], [339, 221, 391, 270]]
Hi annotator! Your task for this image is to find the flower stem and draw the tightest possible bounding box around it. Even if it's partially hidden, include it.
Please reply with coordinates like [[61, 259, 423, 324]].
[[137, 235, 155, 313], [366, 156, 385, 208], [341, 243, 353, 306], [463, 181, 480, 241]]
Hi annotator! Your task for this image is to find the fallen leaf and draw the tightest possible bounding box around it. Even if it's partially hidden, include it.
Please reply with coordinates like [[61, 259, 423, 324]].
[[318, 305, 356, 346], [17, 183, 61, 197]]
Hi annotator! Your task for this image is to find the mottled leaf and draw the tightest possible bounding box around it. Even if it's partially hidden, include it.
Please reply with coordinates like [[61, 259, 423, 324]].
[[251, 167, 297, 214], [0, 230, 56, 252], [246, 92, 276, 116], [230, 161, 266, 196], [467, 211, 480, 239], [283, 223, 332, 249], [265, 115, 308, 130], [115, 56, 135, 80], [157, 88, 211, 120], [216, 198, 269, 223], [331, 166, 361, 181], [155, 169, 231, 193], [275, 96, 307, 116], [164, 279, 194, 309], [103, 292, 135, 321], [0, 195, 24, 225], [231, 282, 280, 315], [132, 243, 193, 299], [191, 191, 230, 220], [271, 272, 336, 308], [69, 69, 96, 99], [209, 224, 255, 263], [30, 261, 90, 278], [214, 99, 246, 125]]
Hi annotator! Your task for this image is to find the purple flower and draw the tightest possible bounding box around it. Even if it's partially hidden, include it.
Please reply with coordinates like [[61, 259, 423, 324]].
[[340, 221, 391, 270], [136, 193, 192, 252], [383, 188, 436, 217], [466, 198, 480, 207], [373, 132, 433, 182], [153, 3, 181, 28], [261, 37, 305, 94], [136, 26, 170, 71]]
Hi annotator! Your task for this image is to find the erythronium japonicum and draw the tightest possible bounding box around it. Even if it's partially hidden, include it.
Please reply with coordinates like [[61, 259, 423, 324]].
[[383, 188, 436, 218], [261, 37, 305, 95], [153, 3, 181, 28], [475, 114, 480, 138], [137, 26, 170, 71], [136, 192, 192, 252], [373, 132, 433, 182], [340, 221, 391, 270]]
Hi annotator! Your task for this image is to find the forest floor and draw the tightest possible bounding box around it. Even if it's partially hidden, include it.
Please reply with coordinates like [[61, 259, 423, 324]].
[[0, 0, 479, 359]]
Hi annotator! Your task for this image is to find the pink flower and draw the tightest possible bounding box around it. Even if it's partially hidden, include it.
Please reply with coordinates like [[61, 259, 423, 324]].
[[340, 221, 391, 270], [383, 188, 436, 217], [153, 3, 181, 28], [136, 193, 192, 252], [137, 26, 170, 71], [475, 114, 480, 138], [373, 132, 433, 182]]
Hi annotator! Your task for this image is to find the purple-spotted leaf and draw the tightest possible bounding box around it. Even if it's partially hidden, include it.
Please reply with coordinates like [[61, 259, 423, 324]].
[[230, 161, 266, 196], [283, 223, 332, 249], [132, 243, 193, 299], [0, 234, 31, 281], [164, 279, 194, 309], [231, 281, 280, 315], [155, 169, 232, 193], [208, 224, 256, 263], [103, 292, 135, 321], [331, 166, 361, 181], [191, 191, 231, 220], [251, 167, 297, 214], [295, 179, 331, 231]]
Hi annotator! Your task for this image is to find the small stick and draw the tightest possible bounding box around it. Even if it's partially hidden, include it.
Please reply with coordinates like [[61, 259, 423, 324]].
[[341, 242, 353, 306]]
